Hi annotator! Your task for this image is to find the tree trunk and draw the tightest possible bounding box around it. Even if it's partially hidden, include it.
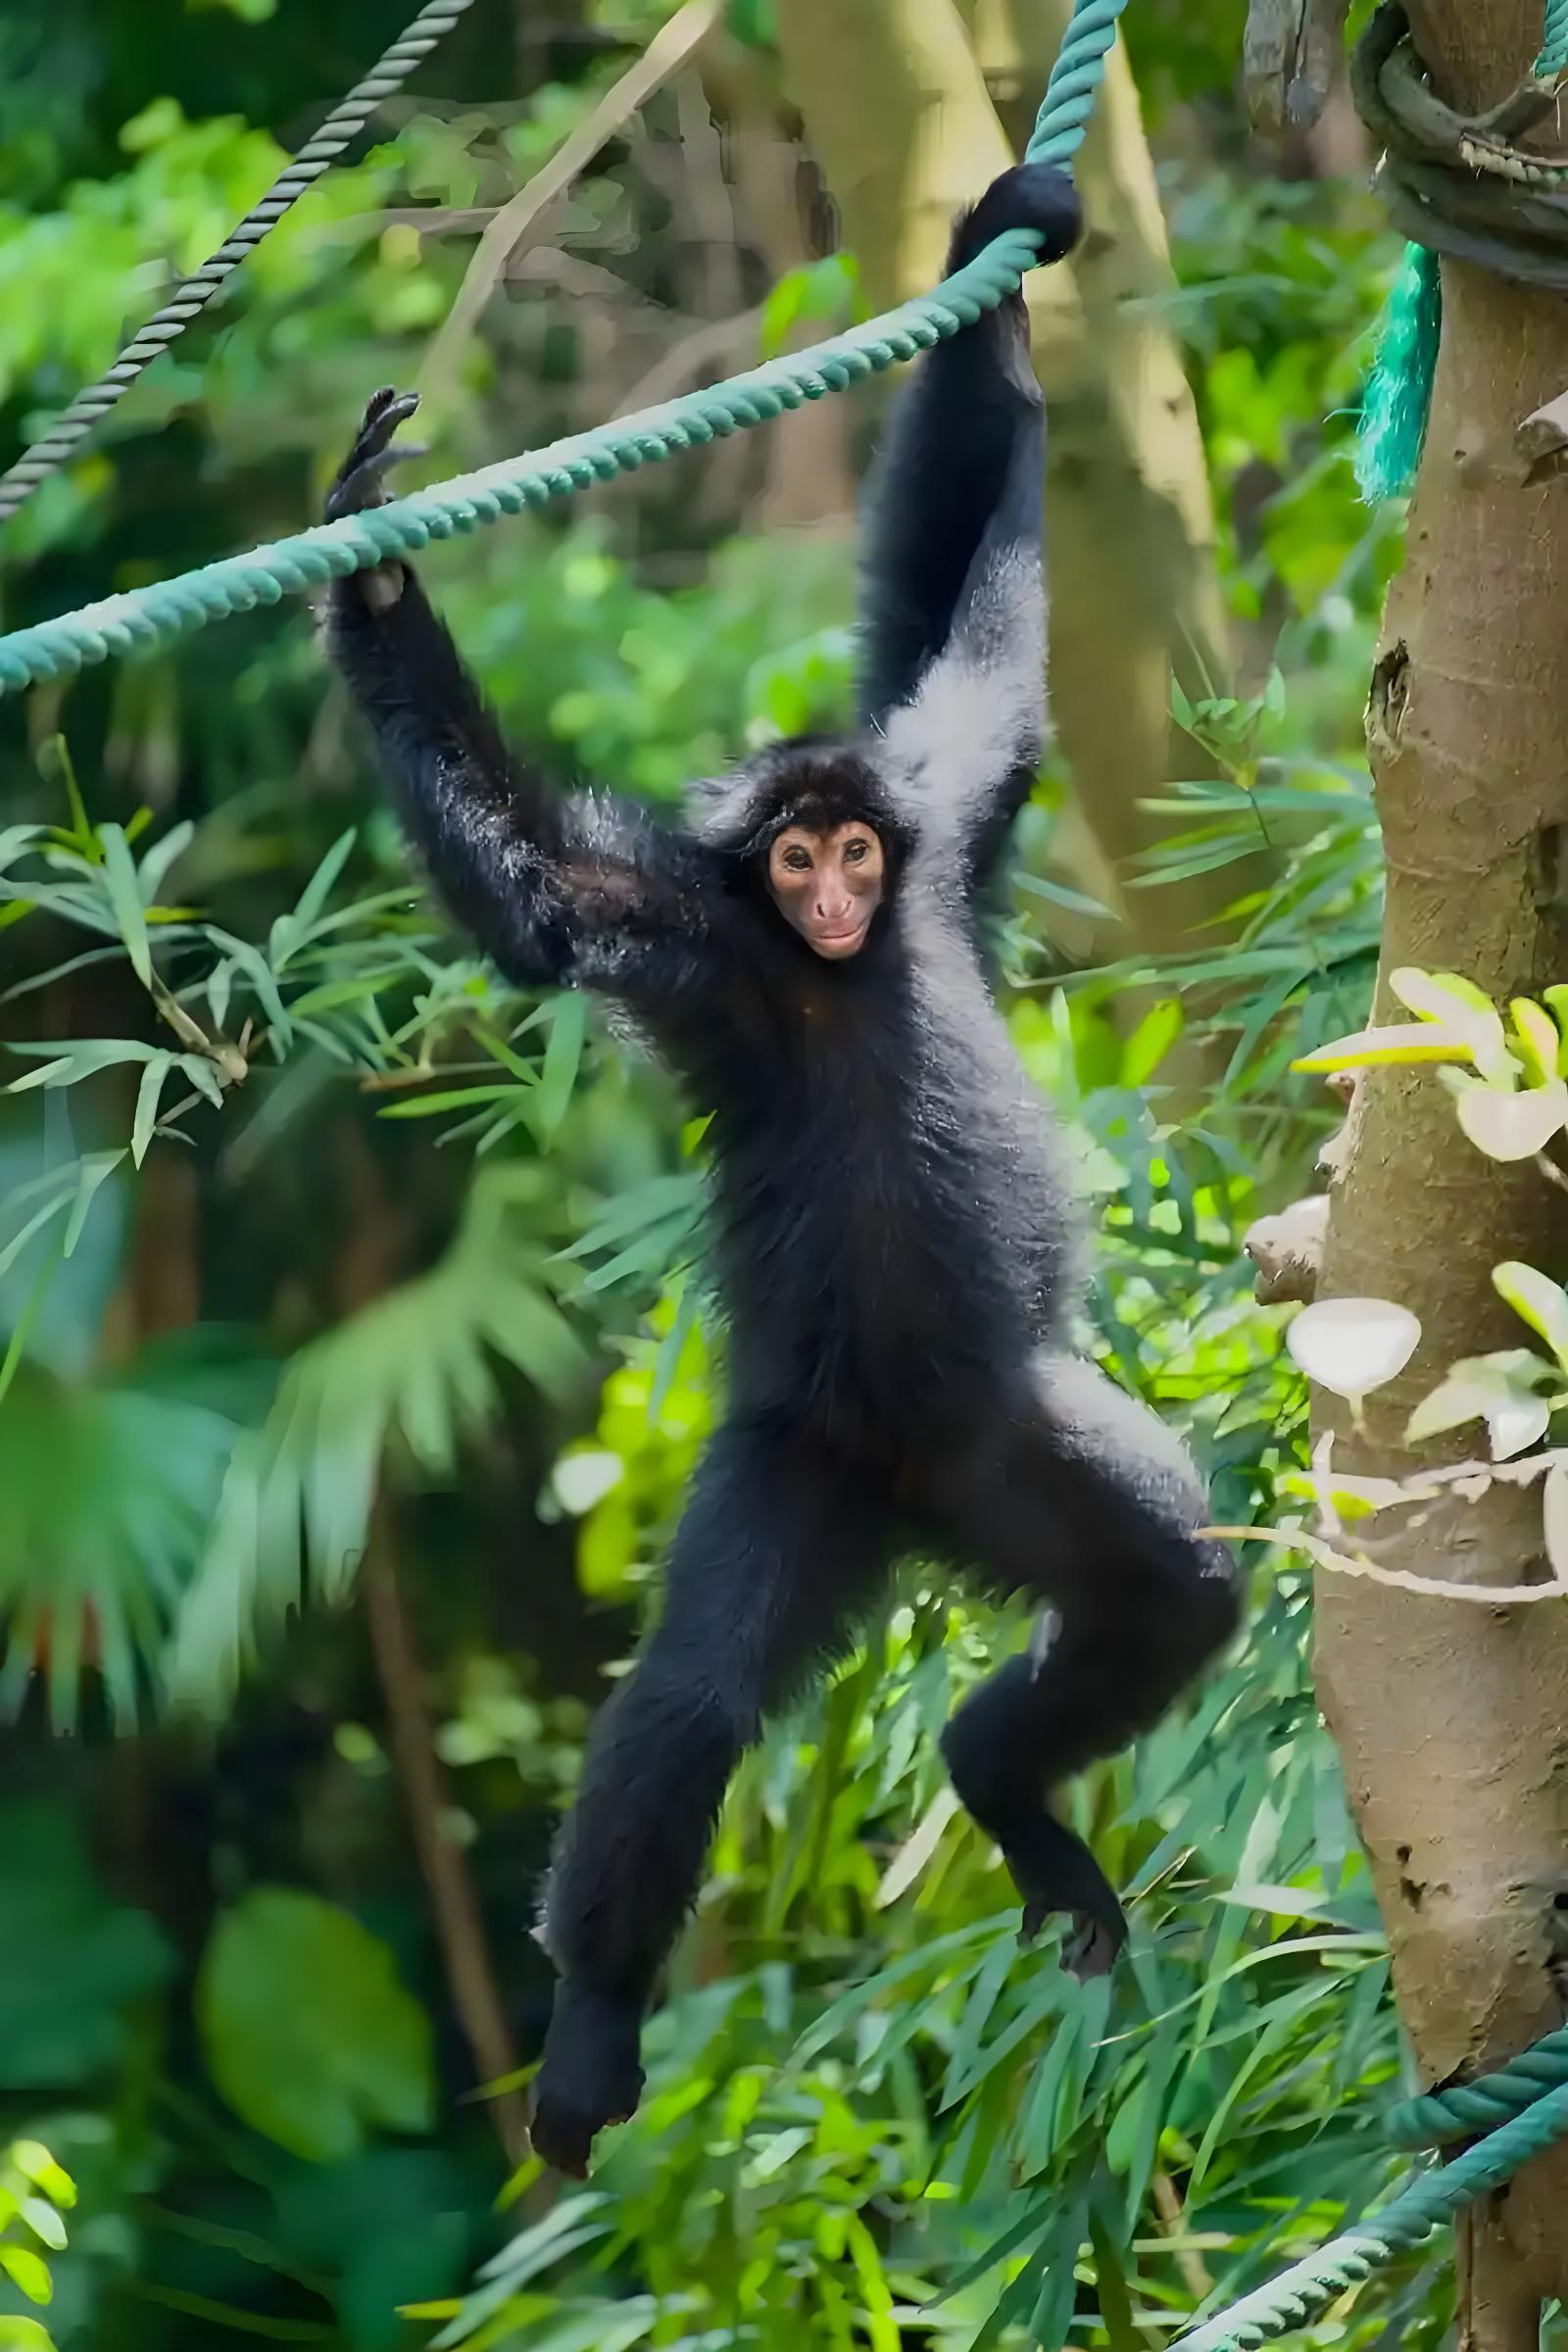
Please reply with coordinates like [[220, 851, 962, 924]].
[[776, 0, 1259, 956], [1313, 2, 1568, 2336], [702, 36, 858, 530]]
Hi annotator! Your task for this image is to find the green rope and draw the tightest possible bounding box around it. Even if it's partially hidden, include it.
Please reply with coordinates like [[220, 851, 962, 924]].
[[0, 0, 476, 528], [1352, 0, 1568, 503], [0, 0, 1130, 701], [1538, 0, 1568, 76], [1386, 2021, 1568, 2149], [1170, 2031, 1568, 2350], [1354, 240, 1441, 504]]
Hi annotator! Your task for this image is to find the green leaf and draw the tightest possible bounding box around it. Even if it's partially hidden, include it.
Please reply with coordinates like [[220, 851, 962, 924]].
[[377, 1085, 523, 1120], [9, 2150, 74, 2211], [135, 820, 195, 906], [1292, 1021, 1474, 1072], [1122, 998, 1184, 1088], [0, 2319, 56, 2349], [202, 928, 291, 1044], [534, 992, 587, 1141], [1014, 871, 1113, 920], [8, 1039, 168, 1090], [0, 1196, 71, 1285], [1509, 996, 1560, 1085], [197, 1888, 435, 2162], [1494, 1261, 1568, 1366], [131, 1054, 173, 1167], [0, 1805, 170, 2089], [18, 2200, 66, 2254], [61, 1152, 126, 1258], [0, 2246, 51, 2306], [98, 824, 152, 988]]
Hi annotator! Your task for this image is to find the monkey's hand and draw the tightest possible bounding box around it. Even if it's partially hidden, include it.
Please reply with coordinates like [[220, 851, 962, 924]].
[[323, 388, 425, 612], [325, 386, 424, 521], [950, 161, 1082, 273], [529, 1984, 645, 2180]]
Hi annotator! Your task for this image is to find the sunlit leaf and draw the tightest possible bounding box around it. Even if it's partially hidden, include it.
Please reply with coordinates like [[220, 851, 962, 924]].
[[1292, 1021, 1474, 1072], [1455, 1077, 1568, 1161], [1286, 1298, 1421, 1401], [1406, 1351, 1555, 1457], [1389, 967, 1513, 1082], [1509, 997, 1560, 1086], [1494, 1261, 1568, 1366]]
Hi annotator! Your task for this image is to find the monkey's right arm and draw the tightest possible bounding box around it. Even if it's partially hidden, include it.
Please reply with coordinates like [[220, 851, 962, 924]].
[[856, 165, 1081, 895]]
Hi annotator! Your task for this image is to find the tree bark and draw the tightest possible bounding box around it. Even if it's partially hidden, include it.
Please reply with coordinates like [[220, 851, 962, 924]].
[[776, 0, 1259, 956], [1313, 2, 1568, 2335], [702, 36, 858, 530]]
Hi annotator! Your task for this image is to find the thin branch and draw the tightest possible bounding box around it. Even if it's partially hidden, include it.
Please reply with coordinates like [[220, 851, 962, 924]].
[[364, 1519, 533, 2167], [1208, 1523, 1568, 1605], [417, 0, 724, 410], [612, 303, 763, 417]]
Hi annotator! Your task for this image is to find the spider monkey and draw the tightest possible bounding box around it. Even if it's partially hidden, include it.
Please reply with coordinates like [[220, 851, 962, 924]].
[[322, 160, 1240, 2179]]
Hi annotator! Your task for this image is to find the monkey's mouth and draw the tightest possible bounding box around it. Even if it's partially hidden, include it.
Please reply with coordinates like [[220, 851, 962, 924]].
[[811, 916, 871, 955]]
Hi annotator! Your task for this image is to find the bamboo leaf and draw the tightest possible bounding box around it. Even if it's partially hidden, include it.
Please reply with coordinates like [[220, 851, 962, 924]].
[[62, 1151, 127, 1256], [98, 824, 153, 987], [291, 827, 357, 933], [534, 991, 587, 1140], [132, 1055, 174, 1166], [135, 820, 195, 906]]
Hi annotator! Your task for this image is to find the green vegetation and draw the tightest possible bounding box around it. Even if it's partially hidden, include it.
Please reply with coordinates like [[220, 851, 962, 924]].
[[2, 0, 1528, 2344]]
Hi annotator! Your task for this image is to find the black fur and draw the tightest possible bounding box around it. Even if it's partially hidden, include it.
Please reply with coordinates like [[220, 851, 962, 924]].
[[322, 164, 1239, 2180]]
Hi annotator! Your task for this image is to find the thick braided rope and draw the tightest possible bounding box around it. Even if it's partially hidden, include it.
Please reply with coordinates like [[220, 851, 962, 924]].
[[1386, 2023, 1568, 2148], [0, 0, 475, 528], [1026, 0, 1128, 163], [1173, 2078, 1568, 2351], [1539, 0, 1568, 75], [0, 0, 1130, 700]]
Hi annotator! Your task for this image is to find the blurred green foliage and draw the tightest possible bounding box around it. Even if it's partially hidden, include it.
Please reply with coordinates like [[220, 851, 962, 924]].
[[0, 0, 1449, 2345]]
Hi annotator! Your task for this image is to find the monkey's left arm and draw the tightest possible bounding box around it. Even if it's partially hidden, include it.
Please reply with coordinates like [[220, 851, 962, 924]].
[[856, 163, 1081, 892]]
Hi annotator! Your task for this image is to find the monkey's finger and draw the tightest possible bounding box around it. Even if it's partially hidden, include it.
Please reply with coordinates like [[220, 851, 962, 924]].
[[353, 390, 420, 456], [328, 390, 421, 493], [324, 442, 430, 523]]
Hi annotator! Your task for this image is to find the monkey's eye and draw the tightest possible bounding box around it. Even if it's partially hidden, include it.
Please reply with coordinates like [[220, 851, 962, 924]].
[[782, 847, 812, 872], [844, 840, 867, 863]]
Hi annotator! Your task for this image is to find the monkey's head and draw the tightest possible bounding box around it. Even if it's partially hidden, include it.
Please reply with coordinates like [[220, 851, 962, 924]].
[[690, 736, 910, 961]]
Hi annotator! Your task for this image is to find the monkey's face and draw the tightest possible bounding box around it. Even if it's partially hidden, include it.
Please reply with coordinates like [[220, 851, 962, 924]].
[[765, 821, 885, 958]]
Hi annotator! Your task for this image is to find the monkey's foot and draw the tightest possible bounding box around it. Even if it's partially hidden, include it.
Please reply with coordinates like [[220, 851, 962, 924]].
[[1004, 1817, 1129, 1984], [529, 1984, 645, 2180]]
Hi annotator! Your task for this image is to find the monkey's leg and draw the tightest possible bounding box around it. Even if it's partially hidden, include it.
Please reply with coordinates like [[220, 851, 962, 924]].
[[925, 1355, 1239, 1978], [531, 1426, 887, 2177]]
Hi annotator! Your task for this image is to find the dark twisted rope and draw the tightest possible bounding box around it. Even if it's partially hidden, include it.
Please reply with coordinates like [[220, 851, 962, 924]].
[[1351, 0, 1568, 292], [0, 0, 476, 527], [0, 0, 1132, 698]]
